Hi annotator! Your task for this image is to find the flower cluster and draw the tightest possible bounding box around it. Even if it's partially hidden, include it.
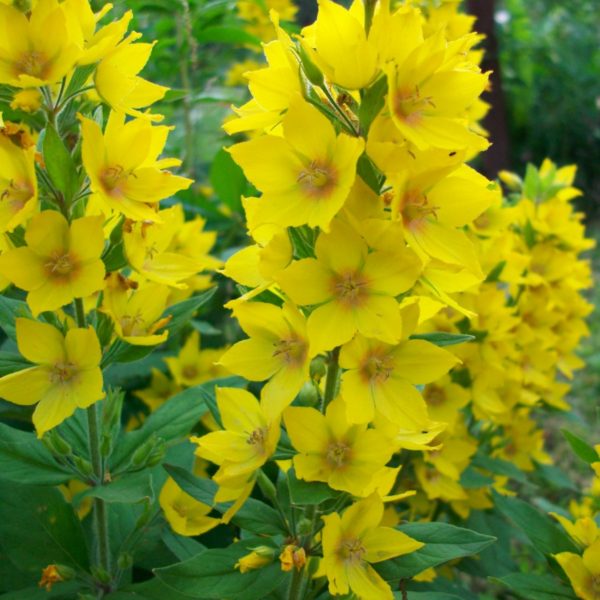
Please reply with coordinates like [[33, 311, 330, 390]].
[[190, 1, 516, 597]]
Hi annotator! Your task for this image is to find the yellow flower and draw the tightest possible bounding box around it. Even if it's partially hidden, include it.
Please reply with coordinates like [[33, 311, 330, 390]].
[[0, 211, 105, 316], [165, 330, 227, 387], [94, 33, 168, 119], [192, 388, 280, 518], [277, 219, 421, 354], [0, 127, 37, 232], [159, 477, 220, 537], [279, 544, 306, 572], [0, 0, 81, 87], [321, 495, 423, 600], [0, 318, 103, 437], [38, 564, 63, 592], [550, 514, 599, 548], [555, 540, 600, 600], [10, 89, 42, 113], [122, 208, 208, 289], [81, 112, 193, 221], [229, 95, 363, 233], [219, 301, 312, 419], [339, 334, 458, 426], [285, 397, 396, 496], [235, 547, 274, 573], [101, 274, 171, 346], [301, 0, 378, 90]]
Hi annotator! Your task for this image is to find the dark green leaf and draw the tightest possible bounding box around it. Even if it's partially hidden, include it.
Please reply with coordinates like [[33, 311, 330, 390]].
[[471, 453, 529, 483], [42, 125, 79, 200], [561, 429, 599, 464], [357, 153, 382, 194], [164, 288, 217, 337], [288, 469, 339, 505], [492, 573, 577, 600], [0, 297, 31, 341], [110, 377, 244, 471], [0, 351, 32, 376], [376, 522, 496, 582], [0, 481, 89, 573], [0, 423, 71, 485], [210, 149, 245, 212], [154, 538, 287, 599], [359, 76, 388, 135], [492, 490, 578, 555], [74, 471, 154, 505]]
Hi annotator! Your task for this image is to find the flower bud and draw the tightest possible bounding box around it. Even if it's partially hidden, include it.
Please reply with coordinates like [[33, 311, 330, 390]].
[[235, 546, 275, 573]]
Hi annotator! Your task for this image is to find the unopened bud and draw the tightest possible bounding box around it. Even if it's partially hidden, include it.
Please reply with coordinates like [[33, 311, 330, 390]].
[[235, 546, 275, 573], [297, 44, 324, 87], [73, 456, 94, 478], [117, 552, 133, 570], [309, 356, 327, 382], [131, 434, 157, 468]]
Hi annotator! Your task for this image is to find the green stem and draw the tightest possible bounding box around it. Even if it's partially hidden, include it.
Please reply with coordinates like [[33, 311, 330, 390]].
[[75, 298, 112, 593], [320, 85, 359, 136], [287, 565, 305, 600], [322, 347, 340, 411]]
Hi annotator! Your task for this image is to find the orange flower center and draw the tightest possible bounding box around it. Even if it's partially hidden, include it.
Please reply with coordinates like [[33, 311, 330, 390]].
[[297, 160, 337, 198], [326, 441, 351, 468], [182, 364, 199, 380], [247, 427, 267, 452], [16, 51, 49, 78], [50, 362, 77, 384], [339, 538, 366, 564], [1, 179, 34, 211], [425, 385, 446, 406], [273, 336, 307, 367], [393, 86, 434, 125], [331, 271, 368, 307], [400, 189, 437, 229], [45, 251, 76, 277], [362, 353, 394, 384], [100, 165, 127, 197]]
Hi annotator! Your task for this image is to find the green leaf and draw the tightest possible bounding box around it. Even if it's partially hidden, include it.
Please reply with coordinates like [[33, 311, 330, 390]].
[[356, 152, 382, 194], [0, 351, 32, 376], [197, 25, 261, 46], [0, 422, 71, 485], [110, 377, 244, 471], [42, 125, 79, 201], [162, 529, 206, 561], [394, 593, 463, 600], [74, 471, 154, 505], [102, 239, 128, 272], [154, 538, 287, 599], [492, 573, 577, 600], [491, 490, 578, 555], [163, 288, 217, 337], [409, 332, 475, 347], [288, 226, 316, 259], [210, 149, 245, 212], [359, 76, 388, 135], [376, 522, 496, 582], [164, 464, 287, 536], [287, 469, 339, 505], [0, 296, 31, 341], [460, 466, 494, 489], [471, 453, 528, 484], [561, 429, 599, 464], [0, 481, 89, 573], [102, 339, 155, 367]]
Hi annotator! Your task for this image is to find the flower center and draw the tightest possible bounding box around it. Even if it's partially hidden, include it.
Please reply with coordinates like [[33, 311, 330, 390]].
[[182, 365, 199, 380], [247, 427, 267, 452], [1, 179, 34, 210], [120, 312, 146, 337], [400, 189, 437, 229], [16, 51, 48, 78], [326, 441, 351, 468], [45, 252, 76, 277], [273, 336, 307, 367], [100, 165, 127, 196], [50, 362, 77, 384], [425, 385, 446, 406], [393, 86, 434, 125], [331, 271, 368, 307], [297, 161, 337, 198], [339, 538, 366, 564], [362, 353, 394, 384]]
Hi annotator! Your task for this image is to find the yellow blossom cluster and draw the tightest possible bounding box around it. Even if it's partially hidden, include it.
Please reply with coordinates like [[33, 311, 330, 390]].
[[0, 0, 219, 436]]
